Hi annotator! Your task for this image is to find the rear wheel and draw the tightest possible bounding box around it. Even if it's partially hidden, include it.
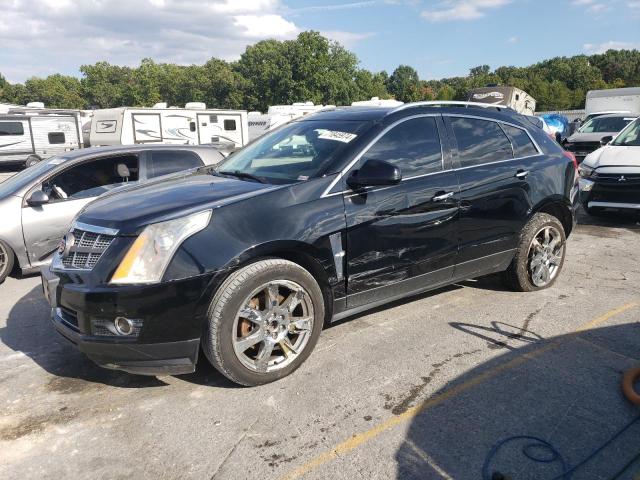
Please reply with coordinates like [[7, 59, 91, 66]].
[[0, 240, 15, 284], [202, 259, 324, 386], [504, 213, 566, 292]]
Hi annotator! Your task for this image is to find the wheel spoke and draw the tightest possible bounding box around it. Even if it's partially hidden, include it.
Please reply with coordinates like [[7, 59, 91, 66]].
[[290, 316, 313, 332], [266, 284, 279, 308], [279, 338, 298, 358], [255, 340, 275, 373], [548, 253, 563, 266], [234, 329, 265, 353], [540, 265, 551, 283], [238, 307, 263, 325], [282, 290, 305, 312], [531, 238, 543, 252], [543, 227, 551, 244], [530, 256, 543, 269]]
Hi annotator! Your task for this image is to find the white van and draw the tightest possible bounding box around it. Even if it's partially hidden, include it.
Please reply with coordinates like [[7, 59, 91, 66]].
[[583, 87, 640, 123], [0, 112, 83, 167], [90, 104, 249, 151]]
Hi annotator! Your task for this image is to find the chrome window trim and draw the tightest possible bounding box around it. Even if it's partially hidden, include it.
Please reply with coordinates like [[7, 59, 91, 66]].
[[72, 221, 119, 236], [321, 113, 443, 198]]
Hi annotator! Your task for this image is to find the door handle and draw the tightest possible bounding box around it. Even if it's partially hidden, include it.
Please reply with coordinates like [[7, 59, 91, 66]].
[[432, 191, 454, 202], [515, 170, 529, 179]]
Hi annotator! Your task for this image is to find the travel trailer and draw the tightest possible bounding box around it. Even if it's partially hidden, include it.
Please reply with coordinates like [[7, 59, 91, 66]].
[[248, 102, 333, 141], [351, 97, 404, 107], [90, 104, 249, 151], [467, 86, 536, 115], [8, 105, 93, 146], [0, 111, 83, 167], [583, 87, 640, 123]]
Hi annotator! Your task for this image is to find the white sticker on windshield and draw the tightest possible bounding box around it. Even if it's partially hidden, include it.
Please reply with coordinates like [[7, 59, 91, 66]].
[[318, 130, 357, 143]]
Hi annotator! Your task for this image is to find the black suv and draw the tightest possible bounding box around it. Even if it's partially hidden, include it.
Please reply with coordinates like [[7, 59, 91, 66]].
[[43, 102, 579, 386]]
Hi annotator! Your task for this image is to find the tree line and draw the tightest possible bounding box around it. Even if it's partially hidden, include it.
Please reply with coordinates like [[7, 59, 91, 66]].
[[1, 31, 639, 112]]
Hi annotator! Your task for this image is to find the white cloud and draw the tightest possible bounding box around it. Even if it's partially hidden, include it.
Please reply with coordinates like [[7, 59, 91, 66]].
[[0, 0, 302, 82], [421, 0, 511, 22], [320, 30, 376, 48], [507, 36, 518, 44], [583, 40, 640, 54]]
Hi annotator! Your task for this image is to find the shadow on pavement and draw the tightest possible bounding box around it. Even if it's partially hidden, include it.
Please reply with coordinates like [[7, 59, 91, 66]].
[[0, 285, 233, 389], [395, 322, 640, 480]]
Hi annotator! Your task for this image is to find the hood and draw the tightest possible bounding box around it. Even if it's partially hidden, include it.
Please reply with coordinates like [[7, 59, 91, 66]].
[[583, 145, 640, 170], [77, 171, 278, 233], [567, 131, 616, 143]]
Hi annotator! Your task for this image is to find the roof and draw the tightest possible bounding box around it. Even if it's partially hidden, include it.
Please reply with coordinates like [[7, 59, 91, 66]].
[[586, 87, 640, 99], [302, 101, 523, 124], [588, 113, 639, 119], [59, 144, 224, 161]]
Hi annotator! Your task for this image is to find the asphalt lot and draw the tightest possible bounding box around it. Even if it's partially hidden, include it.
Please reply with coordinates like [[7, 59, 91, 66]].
[[1, 176, 640, 479]]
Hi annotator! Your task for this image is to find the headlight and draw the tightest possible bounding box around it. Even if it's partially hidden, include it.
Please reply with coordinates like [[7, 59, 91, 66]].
[[578, 164, 594, 178], [110, 210, 211, 284]]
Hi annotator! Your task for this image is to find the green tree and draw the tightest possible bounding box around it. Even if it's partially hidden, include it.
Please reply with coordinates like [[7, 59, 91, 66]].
[[387, 65, 421, 102]]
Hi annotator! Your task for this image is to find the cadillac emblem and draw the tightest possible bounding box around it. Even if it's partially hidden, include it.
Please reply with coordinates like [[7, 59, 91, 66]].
[[58, 232, 75, 256]]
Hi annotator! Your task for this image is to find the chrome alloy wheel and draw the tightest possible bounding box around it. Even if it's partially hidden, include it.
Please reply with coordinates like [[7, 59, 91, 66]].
[[527, 225, 564, 287], [0, 242, 8, 280], [232, 280, 314, 373]]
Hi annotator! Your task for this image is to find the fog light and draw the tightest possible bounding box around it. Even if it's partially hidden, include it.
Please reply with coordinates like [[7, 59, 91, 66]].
[[114, 317, 134, 335], [579, 178, 594, 192]]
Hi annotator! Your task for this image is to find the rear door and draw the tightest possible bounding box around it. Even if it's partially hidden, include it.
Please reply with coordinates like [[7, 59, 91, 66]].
[[445, 115, 543, 278], [344, 115, 460, 308], [143, 150, 204, 179]]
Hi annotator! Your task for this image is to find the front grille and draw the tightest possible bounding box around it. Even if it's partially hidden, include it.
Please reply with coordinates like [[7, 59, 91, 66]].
[[592, 183, 640, 203], [565, 141, 600, 155], [60, 228, 115, 271]]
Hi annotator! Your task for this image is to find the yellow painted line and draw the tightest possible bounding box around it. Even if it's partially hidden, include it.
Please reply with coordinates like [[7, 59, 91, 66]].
[[280, 302, 639, 480]]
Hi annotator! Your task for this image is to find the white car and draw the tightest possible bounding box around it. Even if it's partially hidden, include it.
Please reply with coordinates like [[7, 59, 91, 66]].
[[578, 117, 640, 215]]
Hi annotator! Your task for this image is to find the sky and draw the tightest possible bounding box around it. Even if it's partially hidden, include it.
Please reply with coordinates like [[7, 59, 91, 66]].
[[1, 0, 639, 84]]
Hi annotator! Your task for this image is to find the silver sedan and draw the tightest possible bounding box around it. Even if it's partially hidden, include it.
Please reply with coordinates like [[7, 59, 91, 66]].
[[0, 144, 225, 283]]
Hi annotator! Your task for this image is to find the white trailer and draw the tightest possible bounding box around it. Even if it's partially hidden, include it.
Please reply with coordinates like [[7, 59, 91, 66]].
[[467, 86, 536, 115], [0, 112, 83, 167], [90, 104, 249, 151], [248, 103, 333, 141], [584, 87, 640, 122]]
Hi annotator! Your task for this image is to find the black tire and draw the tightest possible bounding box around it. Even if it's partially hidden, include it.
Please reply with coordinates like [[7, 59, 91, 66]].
[[503, 213, 567, 292], [25, 155, 41, 168], [202, 259, 324, 386], [0, 239, 15, 284]]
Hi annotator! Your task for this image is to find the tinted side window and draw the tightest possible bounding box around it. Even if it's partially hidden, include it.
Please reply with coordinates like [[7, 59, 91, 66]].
[[147, 150, 203, 178], [48, 132, 65, 144], [361, 117, 442, 178], [450, 117, 513, 167], [501, 124, 538, 157], [224, 119, 237, 131], [0, 122, 24, 136]]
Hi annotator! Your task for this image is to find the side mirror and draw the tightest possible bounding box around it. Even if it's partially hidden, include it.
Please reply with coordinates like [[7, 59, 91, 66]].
[[555, 132, 562, 144], [600, 135, 613, 146], [347, 159, 402, 189], [26, 190, 50, 207]]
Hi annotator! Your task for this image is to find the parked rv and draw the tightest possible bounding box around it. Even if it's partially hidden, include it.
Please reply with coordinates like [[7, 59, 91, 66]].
[[583, 87, 640, 123], [90, 104, 248, 151], [248, 103, 333, 141], [467, 86, 536, 115], [0, 111, 83, 167]]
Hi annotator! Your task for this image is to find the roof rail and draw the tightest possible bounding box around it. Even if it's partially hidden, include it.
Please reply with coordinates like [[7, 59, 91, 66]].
[[390, 101, 514, 113]]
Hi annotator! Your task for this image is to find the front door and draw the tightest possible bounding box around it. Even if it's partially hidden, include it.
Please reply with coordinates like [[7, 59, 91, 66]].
[[344, 115, 459, 308], [22, 154, 139, 265]]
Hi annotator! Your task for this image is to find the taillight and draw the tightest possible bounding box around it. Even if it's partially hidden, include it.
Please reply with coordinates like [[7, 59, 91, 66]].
[[563, 151, 578, 171]]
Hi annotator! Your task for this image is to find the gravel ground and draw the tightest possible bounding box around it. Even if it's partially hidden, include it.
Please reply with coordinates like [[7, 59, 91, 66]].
[[0, 210, 639, 480]]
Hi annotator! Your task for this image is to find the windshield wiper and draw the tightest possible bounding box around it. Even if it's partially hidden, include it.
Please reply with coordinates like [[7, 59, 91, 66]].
[[216, 170, 266, 184]]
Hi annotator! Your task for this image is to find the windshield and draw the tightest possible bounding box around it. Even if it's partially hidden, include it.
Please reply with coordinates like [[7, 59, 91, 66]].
[[578, 116, 633, 134], [216, 120, 369, 184], [611, 118, 640, 147], [0, 155, 68, 197]]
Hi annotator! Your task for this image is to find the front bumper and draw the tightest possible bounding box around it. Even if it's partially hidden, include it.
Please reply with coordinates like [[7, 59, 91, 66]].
[[579, 177, 640, 212], [42, 268, 216, 376]]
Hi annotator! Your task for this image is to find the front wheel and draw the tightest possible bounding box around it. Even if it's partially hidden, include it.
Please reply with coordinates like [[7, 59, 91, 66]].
[[202, 259, 324, 386], [504, 213, 566, 292], [0, 240, 15, 284]]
